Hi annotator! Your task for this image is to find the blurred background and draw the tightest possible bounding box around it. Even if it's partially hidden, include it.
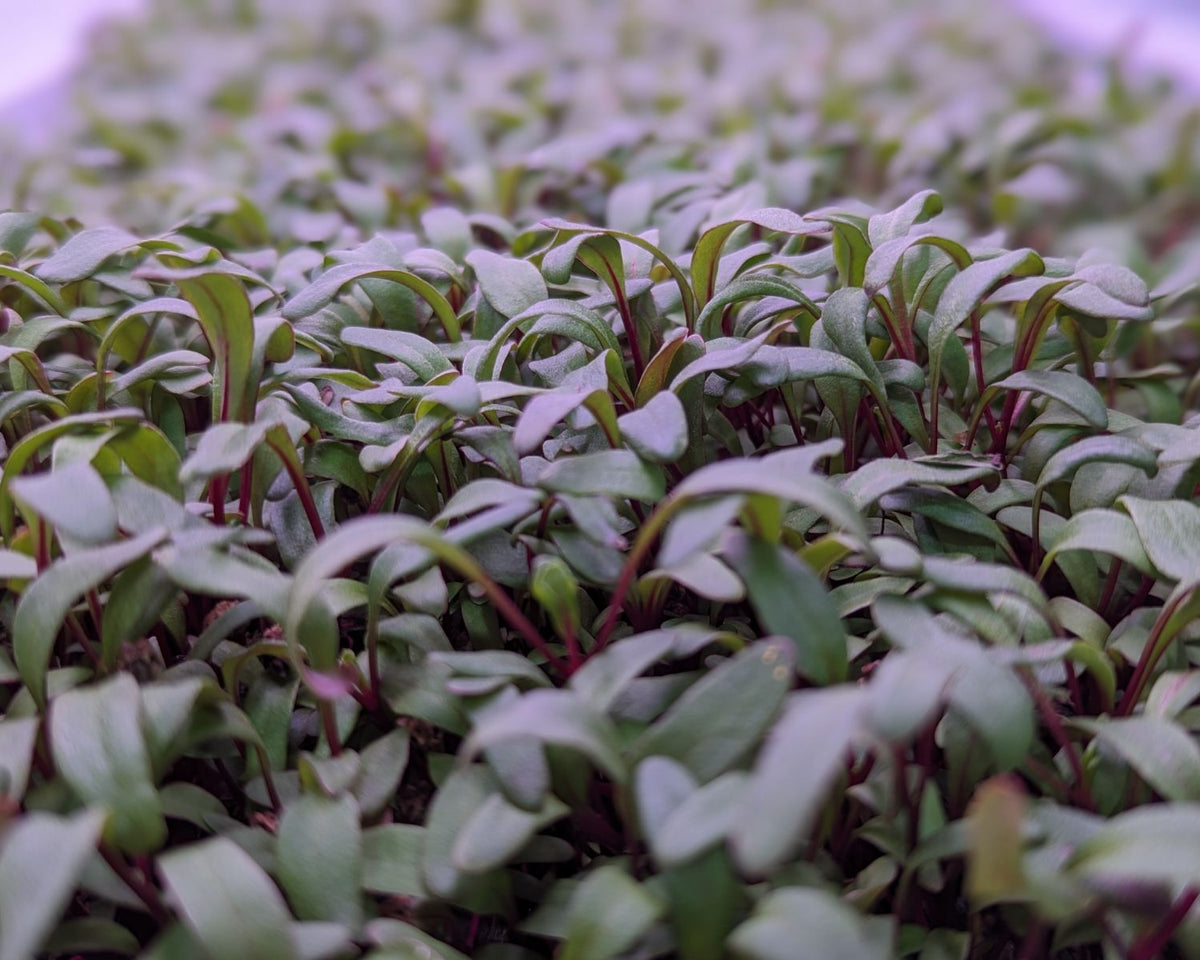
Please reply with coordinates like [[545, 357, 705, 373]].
[[0, 0, 142, 134], [5, 0, 1200, 278], [4, 0, 1199, 122]]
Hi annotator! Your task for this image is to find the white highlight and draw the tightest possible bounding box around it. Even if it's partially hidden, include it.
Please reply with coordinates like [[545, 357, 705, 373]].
[[0, 0, 143, 108], [1013, 0, 1200, 92]]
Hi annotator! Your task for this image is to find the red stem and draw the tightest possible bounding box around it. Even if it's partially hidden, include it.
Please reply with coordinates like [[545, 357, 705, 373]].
[[99, 845, 170, 924], [1130, 887, 1199, 960], [594, 534, 655, 651], [992, 390, 1020, 457], [478, 579, 567, 680], [969, 311, 998, 442], [210, 475, 228, 525], [319, 700, 343, 756], [35, 522, 51, 572], [563, 625, 582, 675], [607, 268, 646, 380], [238, 457, 255, 524], [1020, 669, 1095, 811], [1098, 559, 1124, 622], [367, 625, 382, 710], [267, 440, 325, 540], [66, 614, 101, 668], [1116, 590, 1189, 717]]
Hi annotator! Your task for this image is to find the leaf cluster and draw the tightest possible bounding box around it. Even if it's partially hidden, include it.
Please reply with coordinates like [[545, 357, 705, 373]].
[[4, 2, 1200, 960]]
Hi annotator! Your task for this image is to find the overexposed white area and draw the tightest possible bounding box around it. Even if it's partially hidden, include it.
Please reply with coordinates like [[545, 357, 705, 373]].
[[0, 0, 1197, 130], [0, 0, 143, 108], [1014, 0, 1200, 92]]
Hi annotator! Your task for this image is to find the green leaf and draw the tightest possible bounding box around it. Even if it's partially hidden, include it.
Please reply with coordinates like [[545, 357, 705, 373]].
[[540, 219, 696, 328], [634, 638, 793, 782], [635, 755, 699, 842], [277, 793, 364, 927], [140, 676, 211, 776], [1076, 716, 1200, 802], [649, 553, 744, 603], [965, 775, 1028, 905], [1120, 496, 1200, 584], [818, 288, 887, 399], [483, 737, 550, 812], [155, 539, 290, 617], [921, 555, 1048, 614], [365, 919, 469, 960], [618, 390, 689, 463], [731, 687, 864, 876], [180, 419, 277, 484], [569, 629, 690, 711], [362, 825, 426, 897], [873, 596, 1034, 769], [1057, 279, 1154, 321], [10, 461, 117, 544], [0, 810, 107, 960], [539, 450, 665, 502], [287, 516, 451, 671], [242, 666, 299, 774], [561, 866, 663, 960], [842, 457, 998, 510], [101, 557, 180, 670], [467, 250, 548, 317], [867, 190, 945, 245], [1067, 804, 1200, 890], [340, 326, 454, 380], [1035, 436, 1156, 504], [159, 782, 228, 829], [420, 765, 512, 912], [452, 792, 569, 873], [652, 771, 749, 867], [670, 442, 866, 541], [668, 333, 769, 393], [694, 276, 818, 340], [14, 526, 169, 707], [530, 555, 582, 642], [0, 211, 39, 257], [691, 208, 813, 307], [109, 348, 211, 398], [157, 264, 259, 423], [50, 674, 166, 853], [663, 849, 744, 960], [430, 650, 554, 689], [865, 649, 958, 744], [0, 717, 39, 799], [724, 533, 847, 684], [863, 233, 970, 297], [0, 408, 142, 540], [0, 344, 54, 395], [0, 264, 67, 315], [282, 263, 461, 341], [421, 206, 472, 259], [1147, 671, 1200, 719], [990, 369, 1108, 430], [354, 728, 412, 821], [514, 390, 618, 456], [135, 924, 212, 960], [159, 836, 300, 960], [928, 250, 1043, 396], [658, 496, 745, 569], [728, 887, 886, 960], [36, 227, 140, 283], [1038, 508, 1154, 580], [464, 690, 626, 783], [109, 424, 185, 500], [43, 917, 141, 957]]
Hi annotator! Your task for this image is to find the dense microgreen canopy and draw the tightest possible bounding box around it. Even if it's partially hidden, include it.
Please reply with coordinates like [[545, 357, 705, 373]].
[[5, 1, 1200, 959]]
